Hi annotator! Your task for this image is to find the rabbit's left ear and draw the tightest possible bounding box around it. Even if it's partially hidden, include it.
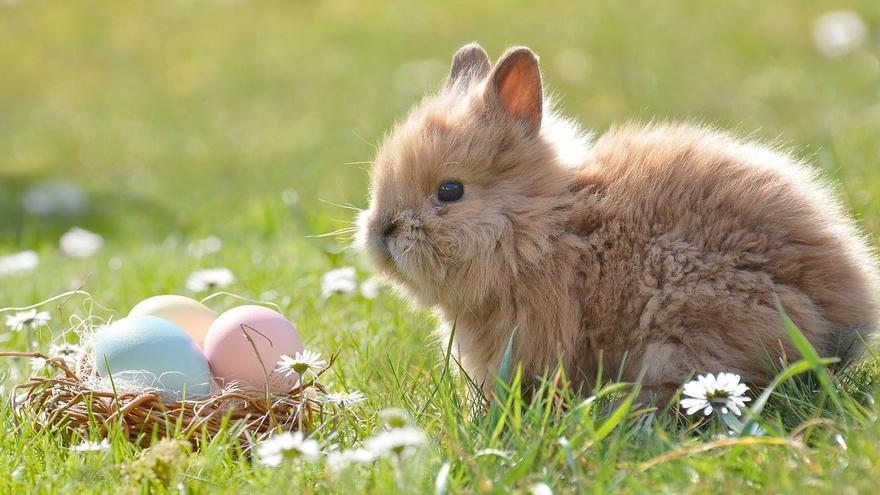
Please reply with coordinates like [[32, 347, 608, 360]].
[[446, 43, 491, 90], [488, 47, 542, 133]]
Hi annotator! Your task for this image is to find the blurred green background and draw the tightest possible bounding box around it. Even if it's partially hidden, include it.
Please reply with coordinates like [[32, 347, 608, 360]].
[[1, 0, 879, 301]]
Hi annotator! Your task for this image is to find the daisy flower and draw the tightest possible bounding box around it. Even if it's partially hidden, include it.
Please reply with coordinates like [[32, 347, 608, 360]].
[[0, 250, 38, 277], [320, 390, 367, 408], [276, 350, 327, 379], [321, 267, 357, 298], [530, 482, 554, 495], [257, 431, 320, 466], [59, 227, 104, 258], [325, 447, 376, 474], [29, 356, 49, 373], [359, 276, 381, 299], [49, 343, 83, 369], [378, 408, 411, 429], [70, 439, 111, 452], [186, 236, 222, 258], [186, 268, 235, 292], [812, 10, 868, 58], [364, 426, 426, 458], [4, 309, 51, 332], [680, 372, 751, 417]]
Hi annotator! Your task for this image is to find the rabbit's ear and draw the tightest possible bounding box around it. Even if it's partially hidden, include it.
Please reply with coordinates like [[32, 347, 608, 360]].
[[446, 43, 491, 90], [488, 47, 542, 133]]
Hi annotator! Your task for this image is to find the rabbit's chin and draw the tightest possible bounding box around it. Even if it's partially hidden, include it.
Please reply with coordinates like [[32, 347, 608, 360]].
[[383, 255, 445, 308]]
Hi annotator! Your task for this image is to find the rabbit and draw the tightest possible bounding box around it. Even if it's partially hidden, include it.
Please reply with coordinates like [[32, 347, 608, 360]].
[[356, 42, 880, 402]]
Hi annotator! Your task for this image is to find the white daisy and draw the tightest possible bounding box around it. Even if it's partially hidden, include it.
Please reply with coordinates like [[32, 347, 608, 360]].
[[812, 10, 868, 58], [0, 250, 38, 277], [4, 309, 51, 332], [70, 439, 111, 452], [359, 276, 381, 299], [321, 267, 357, 298], [325, 447, 376, 473], [364, 426, 426, 458], [186, 236, 222, 258], [59, 227, 104, 258], [320, 390, 367, 408], [29, 356, 49, 373], [186, 268, 235, 292], [379, 408, 412, 429], [49, 343, 83, 369], [530, 482, 554, 495], [276, 350, 327, 380], [680, 372, 751, 417], [257, 431, 320, 466]]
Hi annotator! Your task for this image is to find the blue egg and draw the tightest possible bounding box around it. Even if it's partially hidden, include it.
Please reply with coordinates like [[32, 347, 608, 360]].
[[95, 315, 212, 400]]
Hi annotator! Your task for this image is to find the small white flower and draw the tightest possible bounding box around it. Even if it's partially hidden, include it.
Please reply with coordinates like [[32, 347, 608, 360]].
[[359, 276, 382, 299], [326, 447, 376, 473], [4, 309, 51, 332], [680, 372, 751, 417], [321, 267, 357, 298], [186, 268, 235, 292], [186, 236, 222, 258], [257, 431, 320, 466], [364, 426, 426, 458], [49, 343, 83, 369], [320, 390, 367, 408], [379, 408, 412, 429], [59, 227, 104, 258], [108, 257, 123, 270], [530, 482, 553, 495], [70, 439, 111, 452], [276, 350, 327, 380], [281, 189, 299, 206], [29, 356, 49, 373], [0, 250, 38, 277], [812, 10, 868, 58]]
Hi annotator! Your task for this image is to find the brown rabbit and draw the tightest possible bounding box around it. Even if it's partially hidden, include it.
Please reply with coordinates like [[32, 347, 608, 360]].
[[357, 43, 879, 401]]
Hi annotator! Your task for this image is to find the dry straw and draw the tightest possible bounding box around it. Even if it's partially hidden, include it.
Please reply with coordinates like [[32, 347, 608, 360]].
[[1, 291, 333, 448]]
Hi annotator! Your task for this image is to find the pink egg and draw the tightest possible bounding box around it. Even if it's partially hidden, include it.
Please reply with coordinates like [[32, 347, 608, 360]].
[[203, 305, 303, 392]]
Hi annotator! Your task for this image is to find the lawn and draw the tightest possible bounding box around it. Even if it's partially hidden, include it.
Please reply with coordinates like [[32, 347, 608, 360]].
[[2, 1, 880, 493]]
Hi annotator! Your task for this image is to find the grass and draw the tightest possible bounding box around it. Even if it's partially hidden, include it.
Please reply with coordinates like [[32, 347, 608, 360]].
[[2, 0, 880, 493]]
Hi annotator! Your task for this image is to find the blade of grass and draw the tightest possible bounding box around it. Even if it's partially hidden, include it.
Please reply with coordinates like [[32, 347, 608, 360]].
[[775, 299, 845, 416]]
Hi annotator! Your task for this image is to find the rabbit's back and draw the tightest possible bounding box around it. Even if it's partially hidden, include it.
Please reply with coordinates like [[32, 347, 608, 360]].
[[569, 123, 878, 392]]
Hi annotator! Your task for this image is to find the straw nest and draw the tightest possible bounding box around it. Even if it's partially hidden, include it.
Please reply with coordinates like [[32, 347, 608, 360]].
[[1, 350, 333, 448]]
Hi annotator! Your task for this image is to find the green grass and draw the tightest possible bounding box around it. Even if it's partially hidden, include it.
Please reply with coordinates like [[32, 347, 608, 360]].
[[2, 0, 880, 493]]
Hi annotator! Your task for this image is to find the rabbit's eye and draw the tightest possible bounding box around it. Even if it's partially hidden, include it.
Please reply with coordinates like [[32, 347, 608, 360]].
[[437, 181, 464, 202]]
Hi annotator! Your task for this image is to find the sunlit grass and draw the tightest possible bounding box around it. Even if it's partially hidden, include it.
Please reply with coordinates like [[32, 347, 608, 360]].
[[2, 0, 880, 493]]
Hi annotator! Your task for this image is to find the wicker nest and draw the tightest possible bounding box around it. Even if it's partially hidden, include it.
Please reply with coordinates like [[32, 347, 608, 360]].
[[2, 350, 333, 447]]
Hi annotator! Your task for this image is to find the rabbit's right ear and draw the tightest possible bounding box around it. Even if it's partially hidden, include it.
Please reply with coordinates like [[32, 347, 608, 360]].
[[445, 43, 491, 90]]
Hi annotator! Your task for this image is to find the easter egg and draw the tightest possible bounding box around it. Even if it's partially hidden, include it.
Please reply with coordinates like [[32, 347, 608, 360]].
[[94, 315, 213, 400], [129, 295, 217, 347], [203, 305, 303, 392]]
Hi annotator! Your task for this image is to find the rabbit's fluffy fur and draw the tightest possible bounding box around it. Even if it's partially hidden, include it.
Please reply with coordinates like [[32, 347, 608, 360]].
[[357, 43, 879, 400]]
